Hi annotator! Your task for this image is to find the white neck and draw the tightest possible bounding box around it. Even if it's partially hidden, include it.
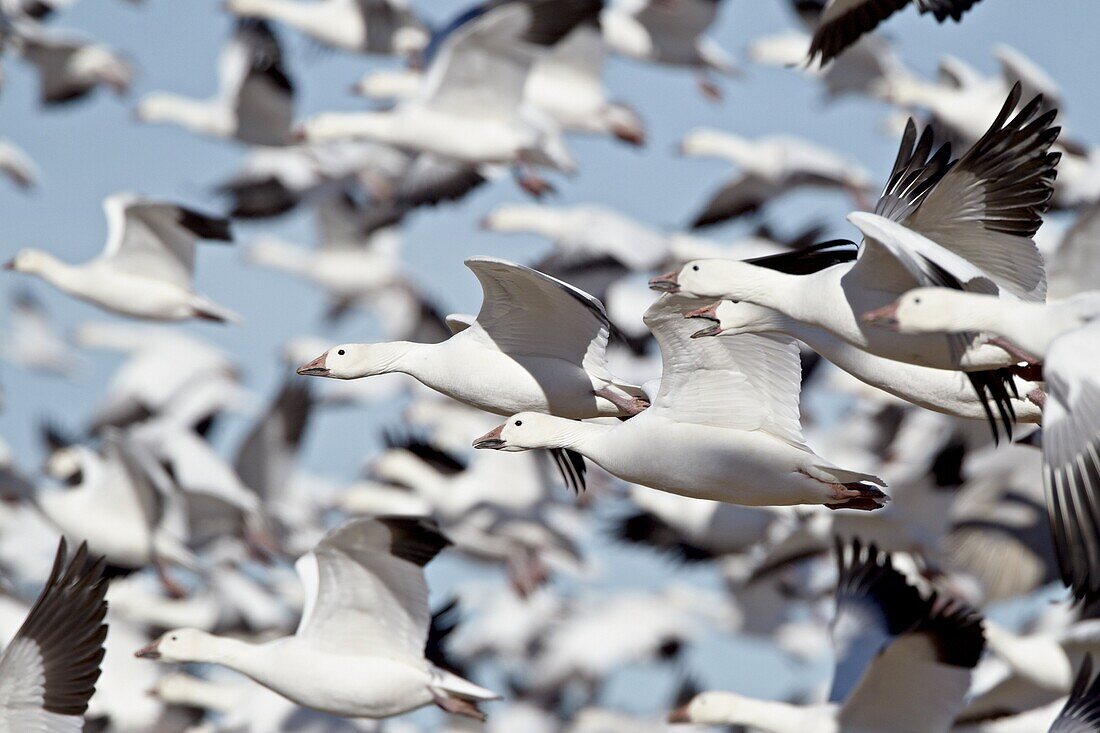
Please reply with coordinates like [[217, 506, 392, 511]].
[[692, 695, 834, 733], [232, 0, 364, 50], [683, 130, 752, 165], [248, 239, 313, 276], [525, 417, 612, 456], [139, 93, 230, 137], [490, 207, 568, 239], [304, 111, 402, 145], [353, 341, 430, 379], [185, 633, 267, 680]]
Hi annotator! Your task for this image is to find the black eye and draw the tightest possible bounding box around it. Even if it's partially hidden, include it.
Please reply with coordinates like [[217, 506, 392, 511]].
[[913, 298, 921, 304], [692, 265, 700, 271], [171, 636, 177, 641], [337, 349, 345, 355], [515, 420, 522, 426]]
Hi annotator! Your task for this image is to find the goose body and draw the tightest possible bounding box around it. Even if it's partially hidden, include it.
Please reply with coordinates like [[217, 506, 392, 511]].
[[476, 294, 887, 510]]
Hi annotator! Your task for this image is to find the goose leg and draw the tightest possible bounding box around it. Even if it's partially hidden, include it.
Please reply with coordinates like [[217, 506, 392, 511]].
[[824, 483, 888, 512], [697, 73, 723, 102], [154, 558, 189, 599], [430, 689, 487, 721], [507, 548, 549, 598], [593, 386, 649, 416]]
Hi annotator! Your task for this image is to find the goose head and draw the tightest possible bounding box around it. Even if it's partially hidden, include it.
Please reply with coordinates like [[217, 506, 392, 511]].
[[649, 259, 752, 299], [297, 343, 404, 379], [861, 287, 964, 333], [668, 691, 747, 725], [135, 628, 209, 663], [473, 413, 558, 452], [4, 249, 62, 276], [685, 300, 786, 338], [603, 103, 646, 147]]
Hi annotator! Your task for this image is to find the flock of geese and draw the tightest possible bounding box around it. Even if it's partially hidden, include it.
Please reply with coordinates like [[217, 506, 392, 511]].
[[2, 0, 1100, 731]]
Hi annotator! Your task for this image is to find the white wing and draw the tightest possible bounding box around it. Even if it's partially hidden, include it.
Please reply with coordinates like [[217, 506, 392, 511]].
[[294, 517, 450, 661], [644, 294, 804, 445], [466, 257, 613, 379], [99, 194, 232, 290]]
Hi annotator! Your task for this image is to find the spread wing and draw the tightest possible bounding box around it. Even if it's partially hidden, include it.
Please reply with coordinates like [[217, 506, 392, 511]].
[[645, 293, 804, 445], [222, 19, 294, 145], [466, 257, 613, 378], [810, 0, 981, 65], [294, 517, 450, 660], [0, 539, 107, 733], [99, 194, 233, 290]]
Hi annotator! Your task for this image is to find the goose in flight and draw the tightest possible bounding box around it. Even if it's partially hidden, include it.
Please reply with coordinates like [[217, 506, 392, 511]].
[[0, 138, 37, 189], [298, 257, 647, 494], [135, 516, 501, 721], [4, 193, 239, 323], [224, 0, 429, 59], [135, 19, 295, 146], [807, 0, 985, 66], [669, 539, 985, 732], [600, 0, 737, 100], [295, 0, 599, 197], [7, 20, 132, 105], [0, 538, 109, 733], [652, 84, 1060, 440], [474, 293, 888, 510]]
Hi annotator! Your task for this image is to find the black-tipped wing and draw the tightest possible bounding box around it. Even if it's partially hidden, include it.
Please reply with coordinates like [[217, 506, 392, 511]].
[[234, 379, 314, 504], [0, 538, 108, 730], [689, 175, 783, 229], [1051, 655, 1100, 733], [383, 430, 468, 476]]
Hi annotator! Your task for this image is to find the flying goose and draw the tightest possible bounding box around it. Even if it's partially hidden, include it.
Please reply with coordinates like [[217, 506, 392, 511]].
[[475, 293, 887, 510], [0, 537, 108, 733], [653, 85, 1060, 440], [135, 19, 295, 146], [0, 138, 37, 189], [5, 193, 238, 323], [298, 257, 648, 494], [7, 21, 132, 105], [135, 516, 501, 721], [669, 539, 985, 732]]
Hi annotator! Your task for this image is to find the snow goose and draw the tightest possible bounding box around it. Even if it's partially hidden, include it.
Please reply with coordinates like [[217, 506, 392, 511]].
[[1, 289, 81, 377], [806, 0, 985, 66], [654, 85, 1059, 439], [298, 257, 648, 493], [680, 129, 873, 229], [295, 0, 597, 197], [135, 516, 501, 721], [8, 21, 132, 105], [669, 539, 985, 732], [481, 203, 670, 271], [0, 538, 108, 733], [225, 0, 429, 58], [686, 297, 1042, 425], [135, 19, 294, 146], [475, 293, 888, 510], [0, 138, 37, 189], [5, 193, 238, 322], [600, 0, 737, 100]]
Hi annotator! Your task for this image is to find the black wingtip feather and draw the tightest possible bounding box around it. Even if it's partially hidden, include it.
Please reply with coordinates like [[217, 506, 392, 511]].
[[177, 208, 234, 242], [377, 515, 452, 567]]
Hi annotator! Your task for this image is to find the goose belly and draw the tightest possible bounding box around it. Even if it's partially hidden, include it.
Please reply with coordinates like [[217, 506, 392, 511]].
[[69, 270, 197, 320], [400, 113, 530, 165], [249, 654, 433, 719], [589, 419, 829, 506]]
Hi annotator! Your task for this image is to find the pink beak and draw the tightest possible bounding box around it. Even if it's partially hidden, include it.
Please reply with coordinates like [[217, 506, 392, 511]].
[[861, 303, 900, 330], [134, 641, 161, 660], [472, 424, 506, 450], [668, 705, 691, 724], [613, 125, 647, 147], [2, 259, 15, 270], [296, 352, 330, 377], [684, 302, 723, 338], [291, 126, 309, 143], [649, 270, 680, 293]]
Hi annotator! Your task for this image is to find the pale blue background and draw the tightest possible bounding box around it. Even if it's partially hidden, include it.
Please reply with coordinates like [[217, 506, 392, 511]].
[[0, 0, 1096, 719]]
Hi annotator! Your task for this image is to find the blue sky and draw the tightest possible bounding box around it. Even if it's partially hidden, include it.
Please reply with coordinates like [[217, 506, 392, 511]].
[[0, 0, 1097, 719]]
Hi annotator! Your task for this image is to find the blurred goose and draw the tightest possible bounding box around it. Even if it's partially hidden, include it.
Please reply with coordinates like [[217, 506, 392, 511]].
[[298, 257, 648, 493], [600, 0, 737, 99], [686, 296, 1042, 425], [225, 0, 428, 58], [0, 137, 37, 188], [4, 193, 238, 322], [8, 21, 132, 104], [296, 0, 598, 196], [653, 86, 1059, 439], [476, 294, 887, 510], [670, 540, 985, 732], [136, 19, 294, 146], [680, 129, 873, 229], [1045, 200, 1100, 298], [806, 0, 985, 65], [0, 538, 108, 733], [1, 289, 80, 377], [135, 516, 501, 720]]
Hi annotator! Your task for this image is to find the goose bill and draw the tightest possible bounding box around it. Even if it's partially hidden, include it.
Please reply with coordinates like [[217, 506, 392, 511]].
[[296, 353, 331, 377], [1, 259, 14, 270], [668, 705, 691, 723], [134, 641, 161, 660], [473, 425, 507, 450], [649, 271, 680, 292], [860, 303, 900, 330], [685, 303, 723, 338]]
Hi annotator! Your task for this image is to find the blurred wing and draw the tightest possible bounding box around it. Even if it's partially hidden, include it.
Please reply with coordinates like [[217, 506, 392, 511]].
[[995, 44, 1061, 112], [689, 175, 781, 230], [295, 517, 450, 660], [1051, 655, 1100, 733], [645, 294, 804, 445], [1048, 201, 1100, 298], [635, 0, 720, 40]]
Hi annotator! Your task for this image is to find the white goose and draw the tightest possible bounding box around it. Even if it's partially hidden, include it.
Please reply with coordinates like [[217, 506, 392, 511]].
[[135, 19, 295, 146], [295, 0, 595, 196], [5, 193, 239, 323], [0, 538, 108, 733], [654, 85, 1058, 437], [135, 516, 501, 721], [670, 540, 985, 733], [0, 138, 37, 189], [475, 293, 887, 510], [686, 297, 1042, 424], [298, 257, 648, 493], [8, 21, 132, 105], [680, 128, 873, 229], [224, 0, 428, 58], [600, 0, 737, 100]]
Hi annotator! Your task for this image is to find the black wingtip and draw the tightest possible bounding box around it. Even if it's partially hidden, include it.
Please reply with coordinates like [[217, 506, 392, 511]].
[[177, 207, 234, 242], [549, 448, 587, 495], [377, 515, 452, 567]]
